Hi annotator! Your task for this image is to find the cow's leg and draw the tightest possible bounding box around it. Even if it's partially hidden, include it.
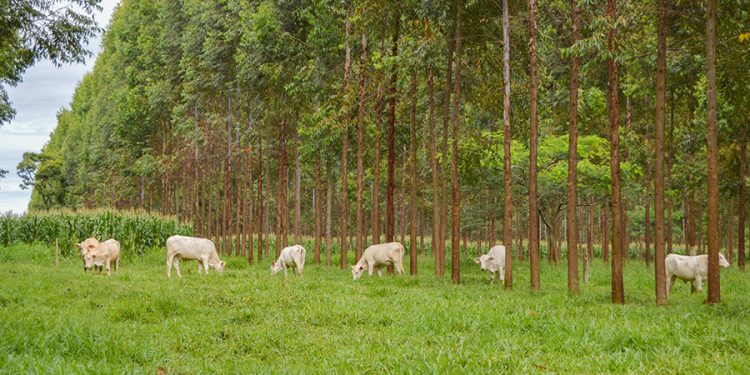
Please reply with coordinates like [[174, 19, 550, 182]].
[[694, 276, 702, 292], [197, 261, 203, 274], [173, 258, 182, 277], [202, 256, 211, 275], [368, 262, 375, 276], [106, 258, 111, 276], [166, 255, 173, 278], [115, 257, 120, 272], [295, 259, 304, 276], [377, 267, 384, 277], [667, 274, 676, 297]]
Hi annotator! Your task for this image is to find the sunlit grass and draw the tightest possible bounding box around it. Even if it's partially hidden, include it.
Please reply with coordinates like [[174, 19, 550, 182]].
[[0, 243, 748, 373]]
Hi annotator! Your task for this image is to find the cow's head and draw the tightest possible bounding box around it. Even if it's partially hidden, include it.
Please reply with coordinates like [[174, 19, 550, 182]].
[[719, 253, 730, 268], [474, 255, 494, 271], [211, 260, 226, 273], [84, 251, 105, 271], [351, 264, 366, 280], [270, 261, 284, 275]]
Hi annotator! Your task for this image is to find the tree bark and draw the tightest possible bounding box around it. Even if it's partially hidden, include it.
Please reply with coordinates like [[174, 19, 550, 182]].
[[409, 70, 418, 276], [739, 142, 746, 270], [294, 128, 301, 245], [355, 33, 367, 262], [440, 4, 457, 277], [314, 157, 322, 264], [502, 0, 513, 289], [276, 123, 288, 258], [373, 38, 385, 246], [339, 4, 352, 269], [386, 5, 400, 244], [654, 0, 667, 305], [450, 0, 464, 284], [325, 168, 333, 267], [607, 0, 624, 304], [400, 146, 408, 244], [428, 67, 441, 276], [645, 161, 652, 266], [667, 94, 675, 255], [528, 0, 541, 291], [257, 138, 264, 261], [566, 0, 581, 294], [705, 0, 720, 304]]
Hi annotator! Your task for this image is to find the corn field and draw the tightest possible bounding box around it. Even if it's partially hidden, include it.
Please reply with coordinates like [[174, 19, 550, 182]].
[[0, 210, 192, 257]]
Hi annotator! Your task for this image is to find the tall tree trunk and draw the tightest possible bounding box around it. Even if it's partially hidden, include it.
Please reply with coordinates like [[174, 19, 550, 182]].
[[450, 0, 464, 284], [440, 4, 457, 277], [294, 129, 301, 245], [276, 123, 288, 258], [355, 33, 367, 262], [428, 67, 441, 276], [315, 157, 322, 264], [654, 0, 667, 305], [607, 0, 624, 304], [528, 0, 541, 291], [373, 38, 385, 246], [705, 0, 720, 304], [340, 4, 352, 269], [409, 70, 418, 276], [257, 139, 264, 261], [400, 146, 408, 244], [566, 0, 581, 294], [739, 142, 746, 270], [248, 143, 255, 263], [645, 161, 652, 267], [688, 184, 696, 255], [502, 0, 513, 289], [325, 168, 333, 267], [667, 93, 675, 255], [386, 6, 400, 244]]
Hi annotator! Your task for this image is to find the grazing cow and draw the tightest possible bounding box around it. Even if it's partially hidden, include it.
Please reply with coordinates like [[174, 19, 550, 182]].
[[166, 235, 225, 278], [665, 253, 730, 297], [271, 245, 306, 276], [75, 238, 100, 271], [351, 242, 405, 280], [83, 239, 121, 275], [474, 245, 506, 284]]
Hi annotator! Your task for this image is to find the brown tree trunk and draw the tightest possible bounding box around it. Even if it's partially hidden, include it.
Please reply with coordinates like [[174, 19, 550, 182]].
[[654, 0, 667, 305], [502, 0, 513, 289], [400, 146, 408, 244], [667, 94, 675, 255], [566, 0, 581, 294], [409, 70, 418, 276], [440, 5, 457, 277], [294, 129, 301, 245], [315, 157, 322, 264], [739, 142, 746, 270], [607, 0, 624, 304], [372, 38, 385, 246], [386, 6, 400, 244], [276, 123, 288, 258], [248, 143, 255, 263], [258, 139, 264, 261], [688, 185, 696, 255], [450, 0, 464, 284], [705, 0, 720, 303], [728, 201, 734, 264], [645, 162, 651, 267], [340, 5, 352, 269], [355, 33, 367, 262], [325, 168, 333, 267], [428, 67, 441, 276], [528, 0, 541, 290]]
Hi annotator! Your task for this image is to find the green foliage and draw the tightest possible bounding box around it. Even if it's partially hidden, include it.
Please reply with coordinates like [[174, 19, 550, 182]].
[[0, 210, 192, 257], [1, 244, 749, 372]]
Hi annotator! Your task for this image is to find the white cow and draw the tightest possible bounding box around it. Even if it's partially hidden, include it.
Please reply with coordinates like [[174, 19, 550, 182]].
[[474, 245, 506, 284], [351, 242, 405, 280], [166, 235, 225, 278], [83, 239, 121, 275], [271, 245, 306, 276], [665, 253, 730, 297], [75, 238, 100, 271]]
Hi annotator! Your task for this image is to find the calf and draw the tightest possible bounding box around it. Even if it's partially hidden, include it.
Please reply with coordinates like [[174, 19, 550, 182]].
[[271, 245, 306, 276], [84, 239, 121, 275], [665, 253, 730, 297], [474, 245, 506, 284], [351, 242, 405, 280], [166, 235, 225, 277]]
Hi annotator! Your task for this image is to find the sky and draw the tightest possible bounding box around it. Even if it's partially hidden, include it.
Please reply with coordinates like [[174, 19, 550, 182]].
[[0, 0, 120, 214]]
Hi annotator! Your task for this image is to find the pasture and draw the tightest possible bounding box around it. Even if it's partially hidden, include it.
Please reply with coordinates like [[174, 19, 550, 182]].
[[1, 243, 749, 373]]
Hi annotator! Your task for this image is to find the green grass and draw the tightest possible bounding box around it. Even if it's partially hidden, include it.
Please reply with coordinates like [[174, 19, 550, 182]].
[[1, 244, 748, 373]]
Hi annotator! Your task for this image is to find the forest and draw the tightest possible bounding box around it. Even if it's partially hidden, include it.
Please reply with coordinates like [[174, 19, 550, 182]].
[[15, 0, 750, 303]]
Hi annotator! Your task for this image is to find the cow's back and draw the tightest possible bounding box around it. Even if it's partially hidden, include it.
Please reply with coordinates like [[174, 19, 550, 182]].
[[364, 242, 403, 263], [101, 239, 121, 259], [167, 235, 215, 259]]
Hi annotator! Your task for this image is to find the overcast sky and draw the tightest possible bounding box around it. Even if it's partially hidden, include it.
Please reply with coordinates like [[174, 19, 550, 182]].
[[0, 0, 120, 214]]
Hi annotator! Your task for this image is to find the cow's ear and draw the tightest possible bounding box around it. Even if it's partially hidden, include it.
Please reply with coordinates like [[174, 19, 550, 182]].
[[359, 266, 365, 271], [473, 257, 481, 264], [486, 256, 494, 261], [221, 261, 226, 266]]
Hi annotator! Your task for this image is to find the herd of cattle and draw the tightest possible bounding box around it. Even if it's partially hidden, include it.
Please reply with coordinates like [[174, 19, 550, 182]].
[[74, 234, 731, 297]]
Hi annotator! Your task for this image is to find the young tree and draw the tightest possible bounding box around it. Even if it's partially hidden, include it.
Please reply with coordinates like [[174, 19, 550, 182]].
[[566, 0, 581, 295], [608, 0, 624, 304], [386, 6, 400, 244], [528, 0, 541, 291], [739, 142, 746, 270], [450, 0, 464, 284], [355, 33, 367, 261], [409, 70, 418, 275], [653, 0, 668, 305], [340, 3, 352, 269]]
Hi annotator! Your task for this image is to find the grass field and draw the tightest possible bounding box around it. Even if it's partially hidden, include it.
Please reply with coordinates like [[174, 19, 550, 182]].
[[1, 243, 749, 373]]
